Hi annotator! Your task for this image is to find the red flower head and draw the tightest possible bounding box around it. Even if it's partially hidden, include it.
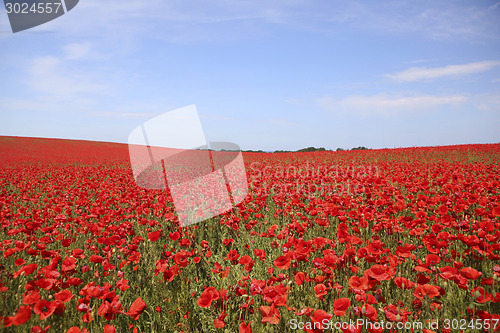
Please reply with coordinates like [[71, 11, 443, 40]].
[[365, 265, 391, 281], [310, 309, 332, 329], [349, 276, 369, 292], [148, 231, 160, 242], [239, 320, 252, 333], [214, 310, 227, 329], [12, 306, 32, 326], [314, 284, 328, 298], [294, 271, 307, 286], [225, 249, 240, 265], [253, 249, 266, 261], [260, 304, 281, 325], [334, 298, 351, 316], [273, 255, 291, 270], [460, 267, 482, 280], [197, 287, 220, 308], [239, 255, 254, 272], [127, 297, 146, 320], [54, 290, 74, 303], [33, 299, 58, 320]]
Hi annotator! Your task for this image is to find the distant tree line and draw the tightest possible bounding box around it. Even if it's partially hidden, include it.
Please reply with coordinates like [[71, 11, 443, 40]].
[[262, 146, 369, 153], [198, 147, 368, 153]]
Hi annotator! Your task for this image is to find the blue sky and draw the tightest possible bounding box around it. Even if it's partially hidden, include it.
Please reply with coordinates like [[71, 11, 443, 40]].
[[1, 0, 500, 151]]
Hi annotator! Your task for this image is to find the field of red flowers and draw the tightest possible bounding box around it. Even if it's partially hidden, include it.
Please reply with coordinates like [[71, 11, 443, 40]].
[[1, 136, 499, 333]]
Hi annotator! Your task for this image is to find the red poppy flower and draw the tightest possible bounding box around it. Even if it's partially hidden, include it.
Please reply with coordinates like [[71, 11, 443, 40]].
[[112, 277, 129, 291], [314, 284, 328, 298], [414, 284, 440, 300], [471, 287, 492, 303], [169, 232, 180, 241], [394, 277, 414, 290], [197, 287, 220, 308], [384, 304, 411, 322], [260, 304, 280, 325], [104, 324, 116, 333], [425, 254, 441, 266], [438, 204, 448, 215], [14, 263, 38, 278], [365, 265, 391, 281], [61, 257, 76, 271], [361, 304, 377, 321], [98, 300, 121, 321], [239, 255, 254, 272], [89, 255, 104, 264], [67, 277, 83, 286], [273, 255, 291, 270], [349, 276, 369, 292], [214, 310, 227, 329], [239, 320, 252, 333], [12, 306, 31, 326], [334, 298, 351, 316], [148, 231, 160, 242], [23, 290, 41, 305], [460, 267, 482, 280], [310, 309, 332, 329], [14, 258, 25, 266], [438, 266, 458, 280], [30, 325, 51, 333], [127, 297, 146, 320], [294, 272, 307, 286], [254, 249, 266, 261], [54, 290, 74, 303], [33, 299, 58, 320], [225, 249, 240, 265], [173, 250, 190, 268]]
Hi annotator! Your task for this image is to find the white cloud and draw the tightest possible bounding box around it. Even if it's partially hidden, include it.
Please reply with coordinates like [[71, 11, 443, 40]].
[[1, 0, 497, 46], [91, 111, 155, 118], [63, 42, 93, 60], [472, 92, 500, 111], [27, 42, 111, 102], [489, 1, 500, 10], [27, 55, 108, 101], [317, 94, 468, 115], [387, 60, 500, 82]]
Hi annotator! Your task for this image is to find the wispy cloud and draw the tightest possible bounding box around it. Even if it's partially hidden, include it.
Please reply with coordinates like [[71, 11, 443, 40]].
[[472, 91, 500, 111], [26, 42, 111, 103], [317, 94, 468, 115], [200, 114, 236, 121], [91, 111, 155, 118], [489, 1, 500, 10], [63, 42, 93, 60], [267, 118, 298, 127], [2, 0, 497, 45], [387, 61, 500, 82]]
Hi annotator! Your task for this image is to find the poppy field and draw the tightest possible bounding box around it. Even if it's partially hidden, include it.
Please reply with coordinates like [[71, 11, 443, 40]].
[[0, 136, 499, 333]]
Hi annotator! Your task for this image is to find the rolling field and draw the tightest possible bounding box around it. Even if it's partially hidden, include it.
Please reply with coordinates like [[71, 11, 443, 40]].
[[1, 136, 499, 332]]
